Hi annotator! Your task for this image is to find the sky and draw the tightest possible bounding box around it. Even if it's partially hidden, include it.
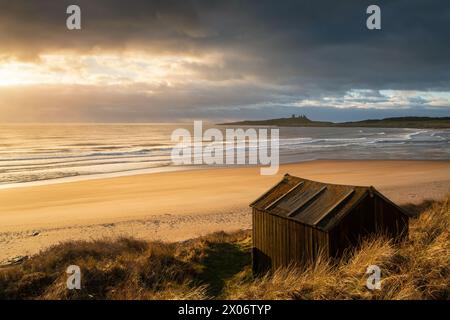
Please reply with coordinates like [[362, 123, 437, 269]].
[[0, 0, 449, 123]]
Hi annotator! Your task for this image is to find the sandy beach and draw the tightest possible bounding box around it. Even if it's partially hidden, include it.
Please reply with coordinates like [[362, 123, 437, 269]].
[[0, 160, 449, 263]]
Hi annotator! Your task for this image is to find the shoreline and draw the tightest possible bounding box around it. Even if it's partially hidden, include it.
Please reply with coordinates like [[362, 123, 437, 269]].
[[0, 165, 197, 190], [0, 159, 449, 262], [1, 157, 448, 190]]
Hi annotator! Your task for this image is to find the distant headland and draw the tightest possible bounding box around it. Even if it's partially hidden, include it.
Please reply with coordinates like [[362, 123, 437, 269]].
[[219, 115, 450, 129]]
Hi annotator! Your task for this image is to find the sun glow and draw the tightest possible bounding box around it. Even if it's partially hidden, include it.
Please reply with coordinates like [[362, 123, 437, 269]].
[[0, 52, 220, 87], [0, 61, 39, 86]]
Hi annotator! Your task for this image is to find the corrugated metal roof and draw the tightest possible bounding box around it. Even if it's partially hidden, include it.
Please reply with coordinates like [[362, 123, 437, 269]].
[[250, 174, 372, 231]]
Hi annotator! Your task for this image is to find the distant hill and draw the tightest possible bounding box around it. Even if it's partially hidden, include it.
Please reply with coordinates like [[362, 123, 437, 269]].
[[338, 117, 450, 129], [220, 116, 450, 129]]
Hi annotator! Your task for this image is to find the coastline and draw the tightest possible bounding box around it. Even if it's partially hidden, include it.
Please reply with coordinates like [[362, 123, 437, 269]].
[[0, 159, 449, 262], [1, 157, 448, 190]]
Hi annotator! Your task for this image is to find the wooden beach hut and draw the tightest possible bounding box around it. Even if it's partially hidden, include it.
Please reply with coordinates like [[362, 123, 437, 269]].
[[250, 174, 409, 273]]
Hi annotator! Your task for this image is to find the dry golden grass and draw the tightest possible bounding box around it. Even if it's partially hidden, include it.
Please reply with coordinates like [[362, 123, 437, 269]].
[[0, 230, 252, 300], [225, 196, 449, 300], [0, 197, 448, 300]]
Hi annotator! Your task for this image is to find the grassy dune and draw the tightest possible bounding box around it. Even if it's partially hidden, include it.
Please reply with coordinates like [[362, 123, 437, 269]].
[[0, 197, 448, 300]]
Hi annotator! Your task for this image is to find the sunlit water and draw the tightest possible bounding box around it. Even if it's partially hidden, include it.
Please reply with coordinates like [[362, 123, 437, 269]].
[[0, 123, 449, 187]]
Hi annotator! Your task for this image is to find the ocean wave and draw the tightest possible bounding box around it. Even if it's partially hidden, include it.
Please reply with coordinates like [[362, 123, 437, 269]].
[[1, 125, 449, 186], [0, 147, 174, 162]]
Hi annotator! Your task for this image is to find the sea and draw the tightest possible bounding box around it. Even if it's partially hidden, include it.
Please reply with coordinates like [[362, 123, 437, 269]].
[[0, 123, 449, 188]]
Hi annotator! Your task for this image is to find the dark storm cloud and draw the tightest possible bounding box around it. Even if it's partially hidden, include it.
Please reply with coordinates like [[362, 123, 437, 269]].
[[0, 0, 208, 59], [1, 0, 449, 121]]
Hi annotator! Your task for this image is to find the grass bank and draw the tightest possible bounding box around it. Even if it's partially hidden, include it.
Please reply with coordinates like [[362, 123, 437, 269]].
[[0, 197, 448, 300]]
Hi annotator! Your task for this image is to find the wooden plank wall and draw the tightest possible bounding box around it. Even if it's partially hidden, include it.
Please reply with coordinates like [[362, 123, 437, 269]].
[[253, 209, 329, 273], [328, 196, 409, 256], [374, 195, 409, 240]]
